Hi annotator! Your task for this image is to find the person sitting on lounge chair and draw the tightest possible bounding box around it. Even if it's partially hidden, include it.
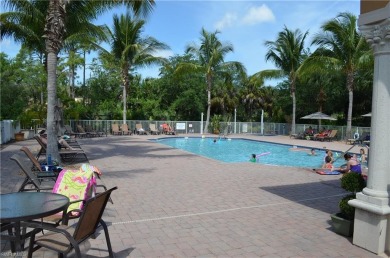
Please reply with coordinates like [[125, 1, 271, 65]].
[[39, 130, 75, 150]]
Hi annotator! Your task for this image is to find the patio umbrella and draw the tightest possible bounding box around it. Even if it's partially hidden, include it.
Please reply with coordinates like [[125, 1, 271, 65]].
[[301, 112, 336, 128], [362, 112, 372, 117], [301, 112, 336, 120]]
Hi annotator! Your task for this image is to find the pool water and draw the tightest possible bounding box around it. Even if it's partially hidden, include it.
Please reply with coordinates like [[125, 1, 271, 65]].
[[154, 137, 345, 168]]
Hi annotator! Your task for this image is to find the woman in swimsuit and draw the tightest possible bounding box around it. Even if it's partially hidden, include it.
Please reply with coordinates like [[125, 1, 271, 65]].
[[336, 153, 362, 174]]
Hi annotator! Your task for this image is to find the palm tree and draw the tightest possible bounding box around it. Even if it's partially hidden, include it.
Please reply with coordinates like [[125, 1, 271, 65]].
[[99, 12, 169, 124], [310, 12, 372, 138], [240, 76, 266, 122], [179, 28, 245, 133], [1, 0, 155, 160], [259, 26, 309, 134]]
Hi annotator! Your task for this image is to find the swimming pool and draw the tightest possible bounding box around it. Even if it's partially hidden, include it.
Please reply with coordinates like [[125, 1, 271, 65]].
[[153, 137, 345, 168]]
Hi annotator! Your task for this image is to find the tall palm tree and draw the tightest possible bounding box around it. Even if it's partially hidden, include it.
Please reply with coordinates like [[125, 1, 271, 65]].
[[179, 28, 245, 133], [259, 26, 309, 134], [1, 0, 155, 160], [310, 12, 372, 138], [99, 12, 169, 124]]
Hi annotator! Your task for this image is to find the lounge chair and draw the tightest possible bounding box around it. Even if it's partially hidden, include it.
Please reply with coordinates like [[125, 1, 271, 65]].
[[149, 124, 160, 135], [136, 123, 147, 135], [111, 124, 121, 135], [85, 124, 106, 137], [64, 125, 86, 138], [34, 136, 88, 164], [162, 123, 176, 135], [26, 187, 117, 258], [323, 130, 338, 141], [121, 124, 132, 135], [10, 154, 55, 192], [20, 146, 61, 176]]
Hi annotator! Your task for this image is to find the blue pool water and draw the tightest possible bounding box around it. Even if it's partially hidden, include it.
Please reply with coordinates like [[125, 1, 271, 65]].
[[154, 137, 345, 168]]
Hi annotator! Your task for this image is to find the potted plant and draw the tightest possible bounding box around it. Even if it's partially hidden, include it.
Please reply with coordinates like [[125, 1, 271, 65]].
[[14, 131, 25, 141], [330, 172, 366, 236]]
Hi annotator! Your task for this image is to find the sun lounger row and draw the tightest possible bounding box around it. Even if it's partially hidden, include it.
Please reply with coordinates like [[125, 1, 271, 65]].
[[291, 130, 338, 142], [110, 123, 175, 135]]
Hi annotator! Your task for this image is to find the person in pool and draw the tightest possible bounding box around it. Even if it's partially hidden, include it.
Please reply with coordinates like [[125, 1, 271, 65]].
[[322, 156, 334, 171], [323, 149, 334, 164], [249, 154, 257, 163], [308, 148, 317, 156], [336, 153, 362, 174]]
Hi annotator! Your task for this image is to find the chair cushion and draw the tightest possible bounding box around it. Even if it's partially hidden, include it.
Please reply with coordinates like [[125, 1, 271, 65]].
[[35, 225, 75, 252]]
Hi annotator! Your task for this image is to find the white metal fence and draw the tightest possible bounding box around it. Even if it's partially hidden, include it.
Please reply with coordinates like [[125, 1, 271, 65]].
[[0, 119, 371, 144]]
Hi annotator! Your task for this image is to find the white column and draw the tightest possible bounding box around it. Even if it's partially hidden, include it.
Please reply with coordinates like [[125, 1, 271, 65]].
[[349, 13, 390, 255]]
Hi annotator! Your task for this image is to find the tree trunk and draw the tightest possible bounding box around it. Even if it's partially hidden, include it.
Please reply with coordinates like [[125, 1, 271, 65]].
[[46, 51, 60, 162], [44, 0, 67, 162], [204, 75, 212, 134], [291, 91, 296, 135], [122, 63, 130, 124], [346, 72, 354, 139]]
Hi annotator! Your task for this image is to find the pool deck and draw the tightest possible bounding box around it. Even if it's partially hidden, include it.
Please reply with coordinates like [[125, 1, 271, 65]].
[[0, 134, 384, 257]]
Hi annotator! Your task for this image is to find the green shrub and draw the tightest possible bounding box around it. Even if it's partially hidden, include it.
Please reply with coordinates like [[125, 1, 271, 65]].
[[338, 173, 366, 220], [339, 194, 356, 220], [340, 172, 366, 193]]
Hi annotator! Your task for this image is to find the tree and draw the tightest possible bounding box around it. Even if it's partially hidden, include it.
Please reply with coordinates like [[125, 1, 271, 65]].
[[259, 26, 309, 134], [2, 0, 155, 161], [179, 28, 245, 133], [240, 76, 266, 122], [310, 12, 372, 138], [99, 12, 169, 124]]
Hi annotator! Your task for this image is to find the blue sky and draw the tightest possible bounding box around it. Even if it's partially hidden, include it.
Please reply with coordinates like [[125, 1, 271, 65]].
[[2, 0, 360, 84]]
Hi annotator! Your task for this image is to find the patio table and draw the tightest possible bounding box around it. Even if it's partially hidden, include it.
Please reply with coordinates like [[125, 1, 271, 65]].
[[0, 192, 69, 253]]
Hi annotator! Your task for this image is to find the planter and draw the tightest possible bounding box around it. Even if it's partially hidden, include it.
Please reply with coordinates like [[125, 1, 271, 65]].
[[330, 213, 354, 237], [14, 132, 25, 141], [20, 129, 35, 139]]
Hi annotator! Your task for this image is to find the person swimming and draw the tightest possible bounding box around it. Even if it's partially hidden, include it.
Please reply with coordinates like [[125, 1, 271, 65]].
[[250, 154, 257, 163]]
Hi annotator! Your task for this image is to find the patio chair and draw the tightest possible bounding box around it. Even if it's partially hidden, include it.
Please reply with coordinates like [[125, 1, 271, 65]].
[[111, 124, 121, 135], [26, 187, 118, 258], [85, 124, 106, 137], [20, 146, 62, 176], [76, 125, 95, 138], [323, 130, 338, 142], [64, 125, 86, 138], [10, 154, 55, 192], [121, 124, 132, 135], [162, 123, 176, 135], [149, 124, 160, 135], [34, 136, 88, 164], [136, 123, 147, 135]]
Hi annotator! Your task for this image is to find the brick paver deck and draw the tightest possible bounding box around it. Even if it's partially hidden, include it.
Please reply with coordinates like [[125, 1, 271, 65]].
[[0, 135, 384, 257]]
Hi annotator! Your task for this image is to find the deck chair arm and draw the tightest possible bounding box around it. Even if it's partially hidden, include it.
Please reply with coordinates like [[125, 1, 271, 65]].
[[22, 221, 73, 238], [61, 199, 86, 225]]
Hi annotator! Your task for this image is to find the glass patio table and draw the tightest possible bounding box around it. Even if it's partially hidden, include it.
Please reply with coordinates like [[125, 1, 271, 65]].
[[0, 192, 69, 253]]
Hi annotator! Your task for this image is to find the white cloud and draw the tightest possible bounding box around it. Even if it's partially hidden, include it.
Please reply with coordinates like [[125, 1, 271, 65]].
[[213, 4, 275, 31], [241, 4, 275, 25], [214, 12, 238, 31]]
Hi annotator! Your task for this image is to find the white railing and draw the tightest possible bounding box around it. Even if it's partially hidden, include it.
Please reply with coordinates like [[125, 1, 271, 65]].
[[0, 119, 371, 144]]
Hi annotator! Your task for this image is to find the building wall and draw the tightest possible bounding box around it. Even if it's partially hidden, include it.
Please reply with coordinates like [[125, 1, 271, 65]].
[[361, 0, 389, 14]]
